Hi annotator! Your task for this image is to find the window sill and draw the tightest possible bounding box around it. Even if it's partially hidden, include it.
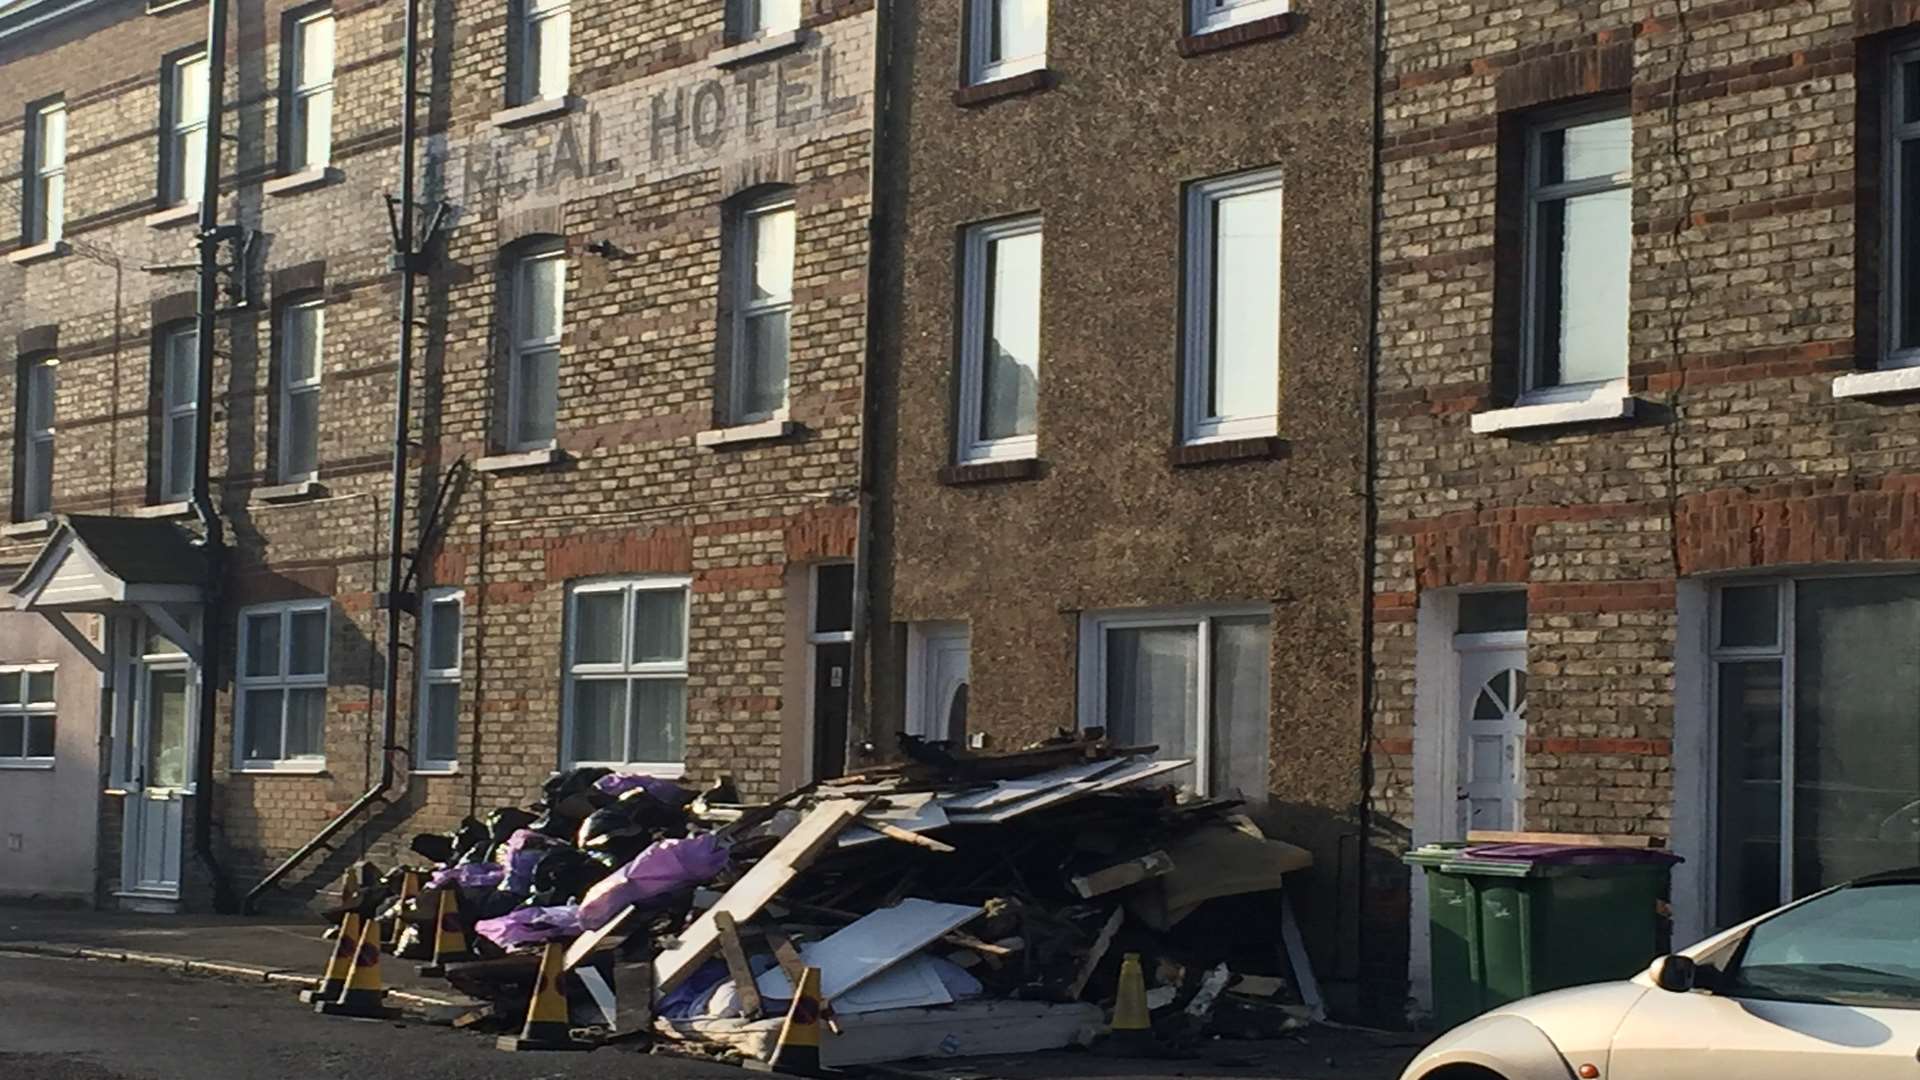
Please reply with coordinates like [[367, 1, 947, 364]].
[[1178, 12, 1298, 57], [474, 447, 567, 474], [939, 458, 1043, 486], [7, 240, 69, 266], [953, 68, 1055, 108], [696, 419, 798, 449], [413, 764, 460, 776], [128, 500, 194, 520], [1, 518, 55, 539], [262, 166, 342, 197], [711, 30, 805, 68], [0, 759, 55, 771], [490, 95, 577, 129], [250, 479, 327, 505], [1832, 367, 1920, 400], [145, 202, 200, 230], [1470, 393, 1636, 435], [566, 761, 687, 779], [232, 762, 329, 776], [1169, 435, 1289, 467]]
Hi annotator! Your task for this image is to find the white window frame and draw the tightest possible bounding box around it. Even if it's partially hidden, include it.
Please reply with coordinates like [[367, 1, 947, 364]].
[[234, 599, 331, 771], [1885, 44, 1920, 369], [506, 246, 564, 452], [286, 9, 336, 171], [1075, 602, 1269, 798], [730, 195, 796, 424], [20, 355, 56, 520], [519, 0, 571, 104], [159, 324, 197, 503], [1182, 168, 1283, 444], [416, 586, 463, 773], [1519, 105, 1633, 405], [561, 576, 691, 775], [26, 99, 65, 245], [739, 0, 800, 40], [966, 0, 1047, 85], [1190, 0, 1289, 35], [0, 664, 57, 769], [278, 299, 324, 483], [957, 216, 1043, 464], [164, 51, 209, 207]]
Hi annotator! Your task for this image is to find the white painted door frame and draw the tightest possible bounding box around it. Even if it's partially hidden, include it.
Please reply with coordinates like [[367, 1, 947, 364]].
[[118, 613, 197, 901], [905, 622, 969, 741]]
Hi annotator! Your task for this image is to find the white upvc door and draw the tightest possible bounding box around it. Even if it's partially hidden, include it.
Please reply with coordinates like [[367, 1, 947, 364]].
[[906, 623, 970, 742], [123, 658, 192, 898], [1609, 993, 1920, 1080], [1456, 633, 1527, 834]]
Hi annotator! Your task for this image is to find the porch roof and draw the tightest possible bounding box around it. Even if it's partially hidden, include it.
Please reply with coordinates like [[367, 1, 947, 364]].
[[9, 515, 209, 612]]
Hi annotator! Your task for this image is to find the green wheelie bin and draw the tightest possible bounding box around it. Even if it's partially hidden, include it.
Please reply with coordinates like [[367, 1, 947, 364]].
[[1405, 842, 1681, 1031]]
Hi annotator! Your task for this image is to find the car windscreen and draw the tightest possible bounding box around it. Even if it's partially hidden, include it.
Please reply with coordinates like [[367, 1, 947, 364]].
[[1722, 882, 1920, 1010]]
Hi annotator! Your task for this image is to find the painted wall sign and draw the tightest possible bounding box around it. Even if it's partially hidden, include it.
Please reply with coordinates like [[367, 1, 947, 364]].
[[432, 13, 875, 215]]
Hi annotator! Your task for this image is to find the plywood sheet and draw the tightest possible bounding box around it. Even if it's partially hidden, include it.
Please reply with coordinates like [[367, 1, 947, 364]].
[[756, 898, 980, 1000]]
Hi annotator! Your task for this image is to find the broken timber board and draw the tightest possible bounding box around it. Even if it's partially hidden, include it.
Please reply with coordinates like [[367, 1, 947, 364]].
[[655, 797, 870, 993], [1067, 907, 1124, 1001], [1070, 850, 1174, 898], [714, 912, 764, 1020], [860, 819, 957, 853], [766, 928, 808, 987]]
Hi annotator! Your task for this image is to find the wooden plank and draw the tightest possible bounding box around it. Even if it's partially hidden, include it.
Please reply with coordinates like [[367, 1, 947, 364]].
[[1069, 850, 1174, 898], [757, 898, 981, 1000], [1067, 907, 1123, 1001], [654, 797, 870, 993], [563, 902, 638, 971], [714, 912, 764, 1020], [1466, 830, 1662, 849], [766, 928, 808, 987], [859, 819, 957, 853]]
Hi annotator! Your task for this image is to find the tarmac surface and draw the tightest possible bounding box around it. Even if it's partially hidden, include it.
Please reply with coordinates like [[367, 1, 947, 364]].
[[0, 907, 1423, 1080]]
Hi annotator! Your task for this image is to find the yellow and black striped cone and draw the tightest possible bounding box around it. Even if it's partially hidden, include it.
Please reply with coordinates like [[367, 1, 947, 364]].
[[299, 911, 362, 1004], [765, 966, 830, 1076], [393, 870, 429, 959], [416, 888, 473, 977], [316, 917, 398, 1018], [495, 941, 593, 1052]]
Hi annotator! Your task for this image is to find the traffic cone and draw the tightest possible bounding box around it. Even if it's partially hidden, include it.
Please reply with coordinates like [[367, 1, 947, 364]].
[[299, 911, 362, 1004], [393, 870, 429, 959], [378, 869, 420, 952], [417, 888, 472, 977], [1103, 952, 1155, 1055], [317, 917, 398, 1019], [761, 966, 830, 1077], [495, 941, 593, 1052]]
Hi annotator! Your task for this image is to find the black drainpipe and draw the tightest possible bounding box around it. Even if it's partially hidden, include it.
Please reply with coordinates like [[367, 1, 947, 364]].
[[189, 0, 236, 914], [244, 0, 426, 912]]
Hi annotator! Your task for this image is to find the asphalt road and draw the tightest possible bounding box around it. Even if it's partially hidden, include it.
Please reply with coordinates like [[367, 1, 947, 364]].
[[0, 953, 743, 1080]]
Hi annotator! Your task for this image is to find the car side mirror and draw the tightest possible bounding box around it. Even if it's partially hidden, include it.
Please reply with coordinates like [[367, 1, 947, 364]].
[[1650, 954, 1697, 993]]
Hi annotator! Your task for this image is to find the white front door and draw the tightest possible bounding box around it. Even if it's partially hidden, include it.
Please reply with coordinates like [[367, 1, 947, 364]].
[[124, 661, 191, 897], [1456, 638, 1527, 834], [907, 623, 969, 742]]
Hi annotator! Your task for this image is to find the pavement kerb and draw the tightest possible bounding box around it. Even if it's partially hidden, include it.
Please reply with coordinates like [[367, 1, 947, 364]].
[[0, 941, 478, 1022]]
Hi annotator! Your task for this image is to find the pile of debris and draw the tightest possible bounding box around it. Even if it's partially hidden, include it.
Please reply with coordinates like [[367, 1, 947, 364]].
[[351, 734, 1322, 1065]]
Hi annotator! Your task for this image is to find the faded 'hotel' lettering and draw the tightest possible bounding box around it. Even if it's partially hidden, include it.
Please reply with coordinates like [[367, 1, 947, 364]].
[[442, 30, 872, 215]]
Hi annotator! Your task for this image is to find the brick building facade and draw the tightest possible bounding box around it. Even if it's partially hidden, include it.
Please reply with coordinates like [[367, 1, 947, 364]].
[[865, 0, 1378, 1011], [0, 0, 875, 912], [1368, 0, 1920, 1018]]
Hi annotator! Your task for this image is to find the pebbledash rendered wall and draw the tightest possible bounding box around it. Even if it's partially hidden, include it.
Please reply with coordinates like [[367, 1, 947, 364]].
[[1367, 0, 1920, 1017], [0, 0, 875, 911]]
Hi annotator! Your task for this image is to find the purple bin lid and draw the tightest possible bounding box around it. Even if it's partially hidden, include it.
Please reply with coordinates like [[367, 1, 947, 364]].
[[1461, 842, 1683, 866]]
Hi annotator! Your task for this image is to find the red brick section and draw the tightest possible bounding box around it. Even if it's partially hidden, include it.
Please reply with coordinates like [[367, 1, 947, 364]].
[[1678, 479, 1920, 575], [1528, 580, 1676, 615], [783, 504, 858, 563], [1413, 522, 1531, 589], [544, 527, 693, 582]]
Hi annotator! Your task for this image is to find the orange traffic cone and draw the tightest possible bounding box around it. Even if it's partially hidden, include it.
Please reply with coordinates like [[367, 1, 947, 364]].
[[416, 888, 472, 977], [299, 911, 363, 1004], [762, 966, 830, 1076], [316, 917, 397, 1019], [495, 941, 593, 1052]]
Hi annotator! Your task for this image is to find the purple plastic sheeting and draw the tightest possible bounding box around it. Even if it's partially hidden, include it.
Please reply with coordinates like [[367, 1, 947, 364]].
[[499, 829, 557, 894], [593, 772, 696, 807], [474, 904, 584, 951], [1461, 843, 1683, 866], [578, 833, 730, 931], [428, 863, 506, 890]]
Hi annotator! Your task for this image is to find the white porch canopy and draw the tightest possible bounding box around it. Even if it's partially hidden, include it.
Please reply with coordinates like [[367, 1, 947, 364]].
[[8, 515, 209, 668]]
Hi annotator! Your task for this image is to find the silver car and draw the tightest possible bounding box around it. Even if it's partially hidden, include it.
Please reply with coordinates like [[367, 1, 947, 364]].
[[1400, 867, 1920, 1080]]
